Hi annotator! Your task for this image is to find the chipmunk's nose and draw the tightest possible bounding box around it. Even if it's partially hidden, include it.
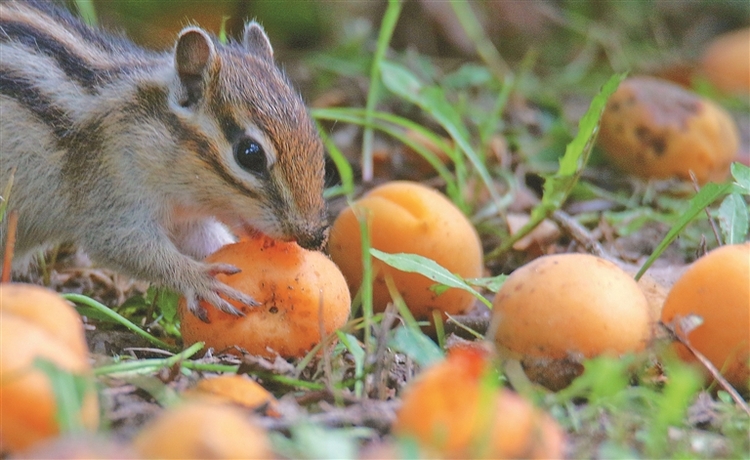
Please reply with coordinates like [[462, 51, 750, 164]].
[[295, 224, 329, 251]]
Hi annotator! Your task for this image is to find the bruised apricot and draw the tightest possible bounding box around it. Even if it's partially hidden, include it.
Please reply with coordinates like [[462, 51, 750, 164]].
[[492, 253, 651, 389], [328, 181, 483, 323], [132, 401, 271, 459], [661, 243, 750, 391], [0, 284, 98, 453], [598, 76, 739, 184], [179, 234, 350, 359], [393, 346, 564, 459]]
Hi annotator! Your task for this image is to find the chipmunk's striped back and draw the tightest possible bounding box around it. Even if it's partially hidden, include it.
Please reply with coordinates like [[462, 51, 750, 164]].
[[0, 1, 327, 319]]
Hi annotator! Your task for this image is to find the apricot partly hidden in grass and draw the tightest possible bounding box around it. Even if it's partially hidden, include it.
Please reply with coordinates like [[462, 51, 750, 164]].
[[328, 181, 483, 323], [182, 374, 279, 417], [0, 284, 99, 453], [393, 345, 564, 459], [179, 234, 351, 359], [598, 76, 739, 184], [491, 253, 651, 390], [700, 28, 750, 95], [132, 401, 271, 459], [661, 243, 750, 391]]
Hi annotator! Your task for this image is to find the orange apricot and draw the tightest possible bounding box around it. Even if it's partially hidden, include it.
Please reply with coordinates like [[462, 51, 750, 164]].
[[0, 284, 98, 454], [179, 234, 350, 359], [661, 243, 750, 391], [492, 253, 651, 389], [393, 346, 564, 459], [132, 401, 271, 459], [329, 181, 483, 323]]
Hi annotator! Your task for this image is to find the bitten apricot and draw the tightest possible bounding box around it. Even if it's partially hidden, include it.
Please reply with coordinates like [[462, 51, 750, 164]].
[[661, 243, 750, 391], [491, 253, 651, 389], [328, 181, 483, 323], [0, 284, 98, 453], [598, 76, 739, 184], [179, 234, 351, 359], [393, 346, 564, 459]]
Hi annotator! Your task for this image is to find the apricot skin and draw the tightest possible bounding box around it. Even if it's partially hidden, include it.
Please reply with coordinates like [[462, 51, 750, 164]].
[[493, 254, 651, 359], [492, 253, 651, 389], [661, 243, 750, 391], [180, 235, 351, 359], [0, 284, 98, 454], [598, 76, 738, 184], [132, 402, 271, 459], [328, 181, 483, 322], [393, 346, 564, 459]]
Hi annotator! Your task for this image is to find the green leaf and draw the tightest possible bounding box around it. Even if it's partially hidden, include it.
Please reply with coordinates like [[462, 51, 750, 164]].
[[466, 275, 508, 293], [370, 249, 492, 308], [731, 162, 750, 194], [717, 193, 749, 244], [389, 327, 444, 367], [635, 182, 733, 280]]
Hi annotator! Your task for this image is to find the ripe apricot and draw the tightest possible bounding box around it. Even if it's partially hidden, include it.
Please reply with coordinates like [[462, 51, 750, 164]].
[[132, 401, 271, 459], [328, 181, 483, 323], [182, 374, 279, 416], [393, 346, 564, 459], [598, 76, 739, 184], [700, 28, 750, 95], [179, 234, 351, 359], [661, 243, 750, 391], [492, 253, 651, 389], [0, 284, 98, 453]]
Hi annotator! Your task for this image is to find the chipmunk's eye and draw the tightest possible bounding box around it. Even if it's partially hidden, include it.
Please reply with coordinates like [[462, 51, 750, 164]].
[[234, 137, 267, 175]]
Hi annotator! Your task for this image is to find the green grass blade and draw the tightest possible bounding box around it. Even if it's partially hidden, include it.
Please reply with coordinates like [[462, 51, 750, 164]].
[[72, 0, 97, 26], [362, 0, 403, 181], [490, 72, 626, 257], [379, 60, 501, 206], [63, 293, 178, 352], [635, 182, 733, 280], [34, 358, 95, 433]]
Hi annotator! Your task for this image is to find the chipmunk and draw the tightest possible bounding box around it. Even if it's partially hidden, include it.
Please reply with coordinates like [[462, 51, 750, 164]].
[[0, 1, 327, 321]]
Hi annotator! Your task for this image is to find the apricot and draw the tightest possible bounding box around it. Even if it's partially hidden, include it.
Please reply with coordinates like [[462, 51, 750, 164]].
[[700, 28, 750, 95], [328, 181, 483, 322], [0, 284, 98, 453], [492, 253, 651, 389], [132, 401, 271, 459], [179, 234, 351, 359], [661, 243, 750, 391], [598, 76, 739, 184], [182, 374, 279, 416], [393, 346, 564, 459]]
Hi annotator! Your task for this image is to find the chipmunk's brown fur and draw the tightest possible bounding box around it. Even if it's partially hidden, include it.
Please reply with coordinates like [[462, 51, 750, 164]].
[[0, 0, 327, 321]]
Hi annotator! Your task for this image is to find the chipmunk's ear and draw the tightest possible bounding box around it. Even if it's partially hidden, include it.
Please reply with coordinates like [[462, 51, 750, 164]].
[[242, 21, 274, 62], [175, 27, 217, 106]]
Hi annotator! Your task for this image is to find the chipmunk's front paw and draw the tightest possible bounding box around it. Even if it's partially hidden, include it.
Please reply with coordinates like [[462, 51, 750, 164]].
[[184, 263, 261, 323]]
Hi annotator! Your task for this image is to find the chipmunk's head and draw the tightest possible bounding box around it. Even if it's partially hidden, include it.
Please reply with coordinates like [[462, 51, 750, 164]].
[[167, 23, 327, 250]]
